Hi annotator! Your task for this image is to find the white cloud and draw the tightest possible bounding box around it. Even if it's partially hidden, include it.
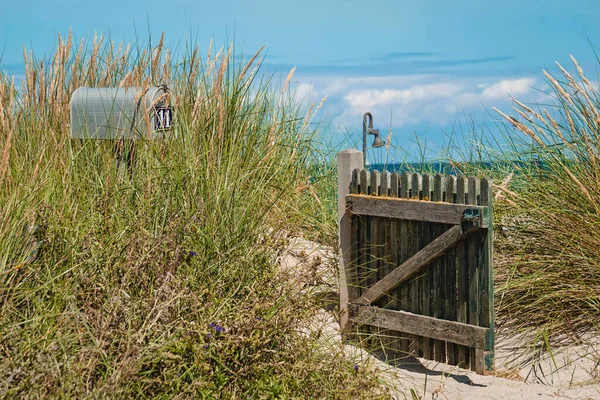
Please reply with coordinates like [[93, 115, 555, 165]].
[[480, 77, 536, 98], [343, 83, 463, 116], [297, 74, 550, 129]]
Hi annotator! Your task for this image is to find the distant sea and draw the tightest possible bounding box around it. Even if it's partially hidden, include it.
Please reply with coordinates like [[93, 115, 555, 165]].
[[368, 162, 460, 175], [367, 159, 540, 175]]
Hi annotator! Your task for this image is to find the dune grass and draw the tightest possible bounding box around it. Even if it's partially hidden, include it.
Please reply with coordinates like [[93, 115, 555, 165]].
[[0, 31, 389, 398], [488, 56, 600, 346]]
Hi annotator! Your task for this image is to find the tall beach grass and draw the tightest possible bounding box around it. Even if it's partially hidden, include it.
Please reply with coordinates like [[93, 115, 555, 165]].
[[489, 56, 600, 345], [0, 31, 388, 398]]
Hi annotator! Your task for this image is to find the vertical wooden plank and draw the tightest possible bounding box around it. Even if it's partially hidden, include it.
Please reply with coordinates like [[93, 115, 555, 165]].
[[427, 174, 438, 361], [358, 170, 369, 297], [479, 177, 495, 374], [350, 170, 360, 307], [377, 171, 391, 351], [350, 167, 359, 292], [389, 172, 402, 354], [445, 175, 459, 366], [421, 174, 432, 360], [379, 172, 390, 308], [455, 175, 469, 368], [399, 172, 410, 355], [368, 170, 381, 347], [400, 172, 410, 199], [380, 171, 390, 197], [347, 170, 361, 302], [467, 176, 480, 372], [360, 169, 369, 195], [409, 173, 421, 356], [369, 170, 380, 288], [350, 169, 360, 194], [432, 174, 446, 363]]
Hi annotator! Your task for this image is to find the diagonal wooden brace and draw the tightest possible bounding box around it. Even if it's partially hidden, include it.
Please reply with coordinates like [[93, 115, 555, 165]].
[[355, 224, 480, 305]]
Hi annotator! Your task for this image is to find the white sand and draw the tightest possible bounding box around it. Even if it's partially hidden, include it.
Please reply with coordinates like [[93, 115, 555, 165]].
[[278, 234, 600, 400]]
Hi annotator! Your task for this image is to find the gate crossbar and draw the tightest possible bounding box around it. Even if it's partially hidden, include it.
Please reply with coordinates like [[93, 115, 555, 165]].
[[346, 194, 489, 227], [350, 305, 487, 349]]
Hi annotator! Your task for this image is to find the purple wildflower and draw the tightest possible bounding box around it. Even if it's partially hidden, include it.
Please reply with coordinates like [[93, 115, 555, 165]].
[[189, 251, 197, 256], [353, 365, 359, 372]]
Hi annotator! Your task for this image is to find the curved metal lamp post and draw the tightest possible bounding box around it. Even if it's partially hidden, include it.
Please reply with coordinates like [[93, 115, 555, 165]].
[[363, 112, 385, 167]]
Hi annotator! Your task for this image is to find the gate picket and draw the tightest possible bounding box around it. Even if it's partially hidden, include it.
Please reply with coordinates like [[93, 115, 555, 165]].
[[389, 172, 402, 354], [432, 174, 446, 363], [467, 177, 480, 372], [445, 175, 459, 366], [421, 174, 432, 360], [369, 170, 380, 346], [409, 173, 421, 356], [399, 172, 410, 354], [456, 175, 469, 368]]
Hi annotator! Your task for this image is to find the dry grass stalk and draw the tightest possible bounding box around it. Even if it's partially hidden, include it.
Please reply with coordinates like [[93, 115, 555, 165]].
[[48, 36, 59, 104], [206, 39, 213, 66], [544, 69, 573, 106], [31, 147, 45, 183], [162, 49, 171, 85], [121, 43, 131, 73], [561, 163, 596, 208], [555, 61, 580, 91], [300, 94, 327, 133], [494, 107, 546, 147], [314, 95, 327, 116], [493, 172, 514, 201], [56, 31, 72, 106], [242, 59, 262, 94], [207, 47, 223, 78], [385, 129, 392, 152], [556, 61, 600, 123], [0, 81, 14, 181], [513, 107, 551, 143], [101, 41, 120, 87], [239, 45, 265, 82], [119, 72, 134, 88], [282, 67, 296, 97], [543, 109, 572, 148], [570, 55, 595, 92], [38, 61, 45, 115], [187, 45, 199, 92], [216, 47, 232, 142], [134, 48, 150, 87], [72, 38, 85, 89], [88, 33, 103, 85], [152, 33, 165, 82], [191, 87, 203, 127], [23, 48, 35, 107], [302, 102, 315, 131], [512, 98, 544, 123], [564, 107, 576, 139]]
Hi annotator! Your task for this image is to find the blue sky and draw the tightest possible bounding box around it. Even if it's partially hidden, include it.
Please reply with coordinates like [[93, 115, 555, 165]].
[[2, 0, 600, 160]]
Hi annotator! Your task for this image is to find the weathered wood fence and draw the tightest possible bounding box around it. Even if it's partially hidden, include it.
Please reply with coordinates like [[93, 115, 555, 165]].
[[337, 149, 494, 375]]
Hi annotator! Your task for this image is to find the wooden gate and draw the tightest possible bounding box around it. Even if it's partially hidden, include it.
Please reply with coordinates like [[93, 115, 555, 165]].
[[338, 165, 494, 375]]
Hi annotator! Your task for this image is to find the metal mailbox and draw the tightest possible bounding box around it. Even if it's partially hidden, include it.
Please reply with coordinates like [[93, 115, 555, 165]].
[[70, 86, 173, 140]]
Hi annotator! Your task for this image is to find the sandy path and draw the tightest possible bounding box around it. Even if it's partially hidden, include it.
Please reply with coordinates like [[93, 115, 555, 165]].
[[278, 235, 600, 400]]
